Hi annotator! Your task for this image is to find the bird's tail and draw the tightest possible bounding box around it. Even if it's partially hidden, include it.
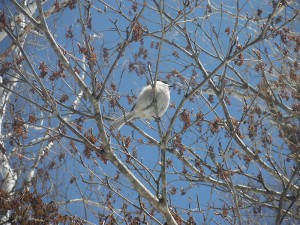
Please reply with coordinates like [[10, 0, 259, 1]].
[[111, 112, 135, 130]]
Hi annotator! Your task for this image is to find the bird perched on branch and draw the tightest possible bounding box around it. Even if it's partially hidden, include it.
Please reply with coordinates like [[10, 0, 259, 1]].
[[111, 80, 170, 130]]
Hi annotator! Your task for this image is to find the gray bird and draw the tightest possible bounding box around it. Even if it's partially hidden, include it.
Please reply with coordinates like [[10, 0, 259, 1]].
[[111, 80, 170, 130]]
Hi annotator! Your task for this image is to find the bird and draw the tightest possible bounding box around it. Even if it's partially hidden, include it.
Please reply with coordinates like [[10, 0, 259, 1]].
[[111, 80, 170, 130]]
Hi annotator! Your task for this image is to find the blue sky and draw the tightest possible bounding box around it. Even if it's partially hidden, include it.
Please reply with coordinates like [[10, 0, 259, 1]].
[[1, 0, 299, 224]]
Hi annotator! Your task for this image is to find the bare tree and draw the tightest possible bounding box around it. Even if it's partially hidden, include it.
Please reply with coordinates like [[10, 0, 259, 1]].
[[0, 0, 299, 224]]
